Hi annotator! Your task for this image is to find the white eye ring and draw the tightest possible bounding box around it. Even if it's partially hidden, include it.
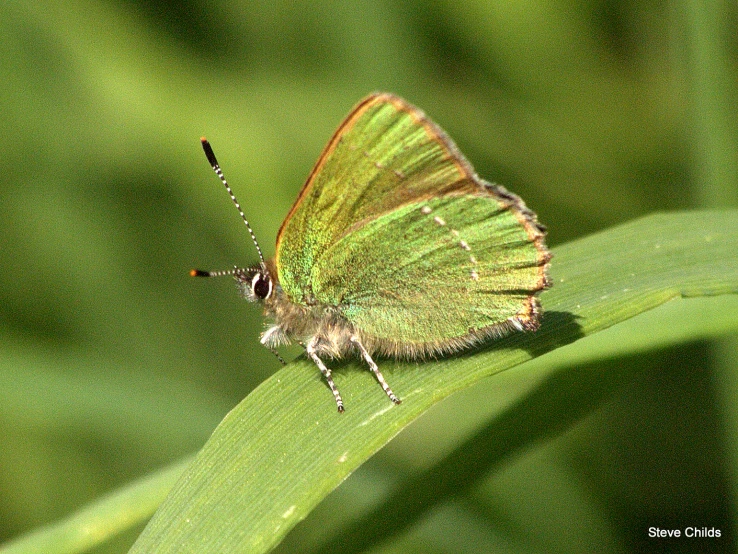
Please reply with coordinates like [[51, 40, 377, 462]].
[[251, 272, 273, 299]]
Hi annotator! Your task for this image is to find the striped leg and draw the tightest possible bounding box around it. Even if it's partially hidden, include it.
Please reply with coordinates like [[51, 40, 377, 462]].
[[351, 336, 401, 405], [306, 337, 345, 413]]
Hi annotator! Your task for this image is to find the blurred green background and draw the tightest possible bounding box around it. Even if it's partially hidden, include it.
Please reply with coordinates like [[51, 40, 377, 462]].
[[1, 0, 737, 552]]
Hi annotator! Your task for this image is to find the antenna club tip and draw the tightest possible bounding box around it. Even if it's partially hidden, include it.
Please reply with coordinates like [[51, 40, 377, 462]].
[[190, 269, 207, 277], [201, 138, 218, 166]]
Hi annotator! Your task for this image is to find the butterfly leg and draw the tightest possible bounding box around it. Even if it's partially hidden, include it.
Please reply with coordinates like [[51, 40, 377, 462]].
[[306, 337, 345, 413], [351, 336, 401, 405]]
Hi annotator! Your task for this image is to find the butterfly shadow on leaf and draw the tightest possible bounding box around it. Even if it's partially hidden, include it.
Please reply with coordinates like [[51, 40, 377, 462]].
[[447, 309, 584, 362]]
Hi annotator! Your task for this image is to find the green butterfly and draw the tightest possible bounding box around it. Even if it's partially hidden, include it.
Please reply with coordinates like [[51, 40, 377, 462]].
[[194, 93, 551, 412]]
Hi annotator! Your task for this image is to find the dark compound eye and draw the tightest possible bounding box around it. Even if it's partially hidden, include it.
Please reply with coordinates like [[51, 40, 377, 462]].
[[252, 273, 272, 299]]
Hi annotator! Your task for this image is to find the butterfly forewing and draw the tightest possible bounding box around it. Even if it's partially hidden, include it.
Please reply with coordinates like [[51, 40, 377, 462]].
[[276, 94, 474, 304]]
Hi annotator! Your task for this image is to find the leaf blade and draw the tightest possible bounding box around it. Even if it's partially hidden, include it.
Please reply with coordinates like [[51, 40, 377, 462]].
[[130, 210, 738, 553]]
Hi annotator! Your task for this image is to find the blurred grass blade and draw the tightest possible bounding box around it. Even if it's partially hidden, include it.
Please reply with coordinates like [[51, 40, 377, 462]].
[[124, 210, 737, 553], [0, 457, 192, 554]]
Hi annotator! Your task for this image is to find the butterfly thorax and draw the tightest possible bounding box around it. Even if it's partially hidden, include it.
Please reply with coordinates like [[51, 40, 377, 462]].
[[235, 260, 357, 359]]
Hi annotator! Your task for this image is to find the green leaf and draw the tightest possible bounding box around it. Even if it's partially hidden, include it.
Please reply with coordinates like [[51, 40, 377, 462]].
[[298, 295, 738, 554], [123, 210, 738, 553]]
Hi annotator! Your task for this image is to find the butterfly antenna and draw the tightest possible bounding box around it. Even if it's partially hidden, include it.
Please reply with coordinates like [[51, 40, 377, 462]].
[[189, 268, 238, 278], [200, 137, 266, 267]]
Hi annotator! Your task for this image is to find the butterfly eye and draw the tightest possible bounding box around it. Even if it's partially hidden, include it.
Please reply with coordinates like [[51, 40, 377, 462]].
[[251, 273, 273, 300]]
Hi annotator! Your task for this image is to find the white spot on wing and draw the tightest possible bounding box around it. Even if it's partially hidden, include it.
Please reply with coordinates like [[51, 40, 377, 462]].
[[423, 212, 479, 280]]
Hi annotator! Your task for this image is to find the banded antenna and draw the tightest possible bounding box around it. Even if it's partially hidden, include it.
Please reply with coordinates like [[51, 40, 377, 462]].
[[191, 140, 286, 367], [199, 137, 266, 268]]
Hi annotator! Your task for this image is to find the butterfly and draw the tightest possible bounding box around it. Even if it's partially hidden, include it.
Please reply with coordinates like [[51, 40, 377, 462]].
[[193, 93, 551, 412]]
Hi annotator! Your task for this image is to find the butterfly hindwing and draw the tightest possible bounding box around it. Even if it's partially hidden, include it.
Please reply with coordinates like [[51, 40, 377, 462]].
[[311, 187, 548, 353]]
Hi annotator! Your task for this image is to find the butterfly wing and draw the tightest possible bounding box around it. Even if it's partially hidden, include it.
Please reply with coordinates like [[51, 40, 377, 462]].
[[276, 93, 550, 353], [276, 93, 479, 304]]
